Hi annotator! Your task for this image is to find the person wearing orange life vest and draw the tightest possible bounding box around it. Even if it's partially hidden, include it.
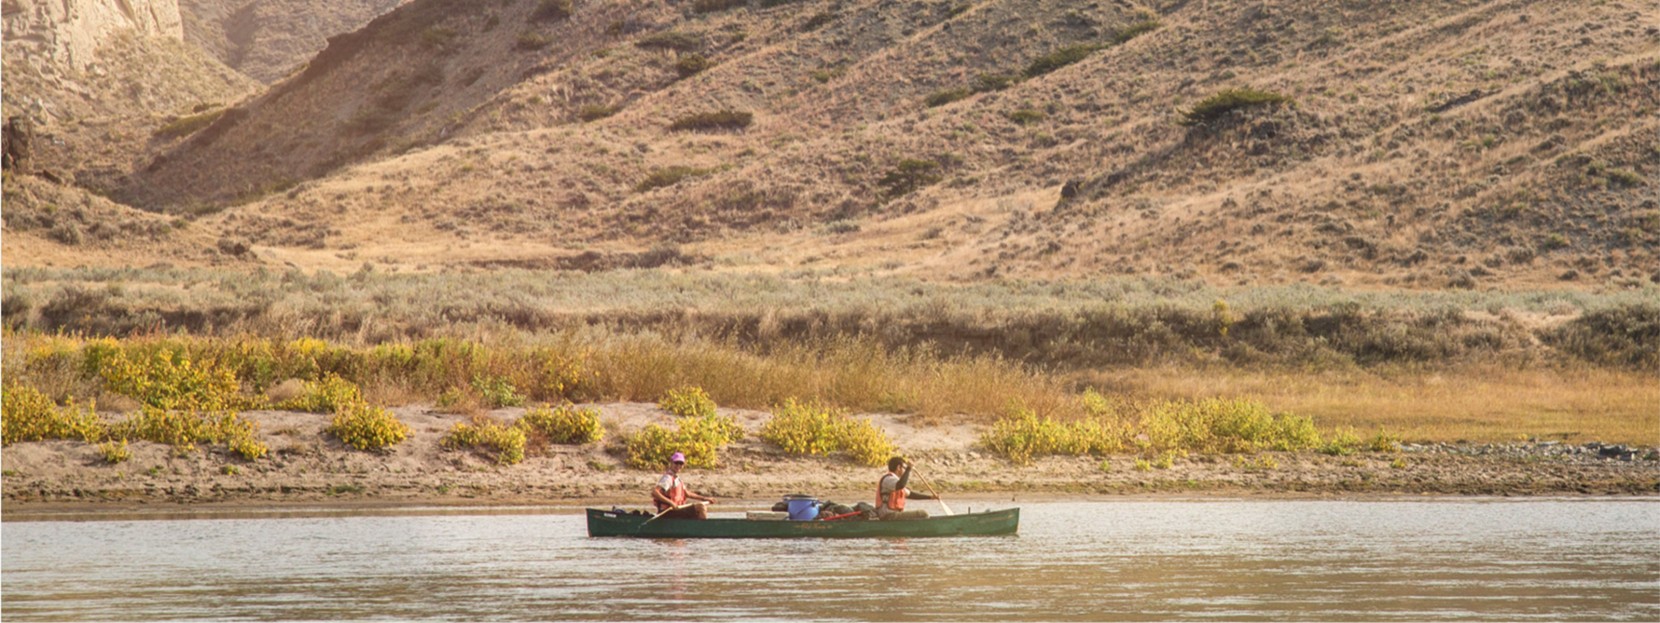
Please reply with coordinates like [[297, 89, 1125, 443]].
[[876, 456, 936, 520], [652, 451, 714, 519]]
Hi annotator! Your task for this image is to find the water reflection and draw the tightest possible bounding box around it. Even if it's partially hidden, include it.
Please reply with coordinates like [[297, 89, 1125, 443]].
[[3, 500, 1656, 621]]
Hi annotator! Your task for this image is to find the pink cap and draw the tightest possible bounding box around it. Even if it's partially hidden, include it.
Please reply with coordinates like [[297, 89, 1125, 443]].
[[669, 452, 686, 463]]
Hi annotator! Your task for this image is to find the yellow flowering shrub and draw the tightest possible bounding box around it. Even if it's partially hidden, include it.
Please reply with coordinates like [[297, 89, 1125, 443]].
[[517, 403, 603, 445], [658, 386, 716, 419], [327, 401, 411, 452], [441, 417, 526, 465], [759, 398, 894, 466]]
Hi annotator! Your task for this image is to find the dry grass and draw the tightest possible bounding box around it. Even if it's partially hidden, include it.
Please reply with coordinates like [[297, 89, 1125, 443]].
[[1079, 365, 1659, 445]]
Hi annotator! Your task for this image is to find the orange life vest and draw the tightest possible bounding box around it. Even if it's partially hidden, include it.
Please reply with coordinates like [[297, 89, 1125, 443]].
[[876, 473, 905, 512], [657, 473, 687, 511]]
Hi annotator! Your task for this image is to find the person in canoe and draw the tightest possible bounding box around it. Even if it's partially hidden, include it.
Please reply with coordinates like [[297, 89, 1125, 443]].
[[653, 451, 715, 519], [877, 456, 936, 520]]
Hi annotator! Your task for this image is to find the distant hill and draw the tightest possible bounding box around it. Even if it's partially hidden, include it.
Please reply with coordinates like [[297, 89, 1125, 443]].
[[15, 0, 1660, 288], [178, 0, 406, 83], [1, 0, 256, 184]]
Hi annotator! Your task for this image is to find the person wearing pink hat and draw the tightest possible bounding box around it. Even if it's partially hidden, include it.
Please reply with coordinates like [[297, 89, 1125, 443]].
[[651, 451, 715, 519]]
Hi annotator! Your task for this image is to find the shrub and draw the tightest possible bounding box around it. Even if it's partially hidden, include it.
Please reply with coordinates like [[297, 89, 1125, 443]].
[[516, 32, 554, 50], [692, 0, 746, 13], [442, 417, 527, 465], [980, 395, 1317, 463], [1179, 87, 1293, 126], [925, 87, 972, 108], [761, 398, 894, 466], [636, 166, 715, 192], [1113, 18, 1160, 44], [659, 386, 716, 419], [878, 159, 942, 198], [112, 406, 265, 458], [577, 104, 618, 122], [636, 31, 702, 52], [1, 386, 105, 445], [531, 0, 573, 22], [277, 374, 362, 413], [1321, 427, 1362, 456], [472, 374, 525, 408], [625, 412, 742, 469], [98, 439, 131, 464], [517, 402, 604, 445], [668, 110, 753, 131], [973, 73, 1016, 93], [327, 402, 411, 452], [1006, 109, 1045, 124], [675, 53, 713, 77], [1024, 44, 1101, 78], [155, 109, 227, 139], [97, 349, 242, 412]]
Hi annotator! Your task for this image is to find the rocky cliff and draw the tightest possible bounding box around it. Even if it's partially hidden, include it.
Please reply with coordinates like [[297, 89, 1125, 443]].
[[2, 0, 183, 70]]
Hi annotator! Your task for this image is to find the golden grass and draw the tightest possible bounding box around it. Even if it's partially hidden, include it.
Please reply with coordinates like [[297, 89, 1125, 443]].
[[1078, 366, 1659, 445]]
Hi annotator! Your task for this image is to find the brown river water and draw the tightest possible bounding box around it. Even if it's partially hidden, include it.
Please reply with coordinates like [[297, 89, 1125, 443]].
[[2, 500, 1656, 621]]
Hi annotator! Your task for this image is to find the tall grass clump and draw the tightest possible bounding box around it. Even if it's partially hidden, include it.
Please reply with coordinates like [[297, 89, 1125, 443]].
[[1179, 88, 1293, 126], [517, 402, 603, 445], [759, 397, 894, 466], [441, 417, 526, 465], [1024, 44, 1101, 78]]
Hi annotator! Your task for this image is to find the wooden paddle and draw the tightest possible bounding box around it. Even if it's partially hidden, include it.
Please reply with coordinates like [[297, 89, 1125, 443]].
[[643, 500, 708, 525], [913, 468, 954, 516]]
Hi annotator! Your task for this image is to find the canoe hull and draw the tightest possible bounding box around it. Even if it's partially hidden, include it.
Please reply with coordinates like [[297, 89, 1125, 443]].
[[586, 507, 1019, 538]]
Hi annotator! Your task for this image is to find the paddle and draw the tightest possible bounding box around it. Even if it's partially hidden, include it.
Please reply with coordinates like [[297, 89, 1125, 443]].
[[913, 467, 954, 516], [643, 500, 708, 526]]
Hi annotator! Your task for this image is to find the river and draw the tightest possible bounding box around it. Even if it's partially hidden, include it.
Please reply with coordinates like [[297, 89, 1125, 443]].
[[3, 499, 1656, 621]]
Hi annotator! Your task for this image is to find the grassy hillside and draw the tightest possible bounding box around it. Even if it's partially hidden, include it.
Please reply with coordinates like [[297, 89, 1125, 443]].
[[98, 0, 1657, 288]]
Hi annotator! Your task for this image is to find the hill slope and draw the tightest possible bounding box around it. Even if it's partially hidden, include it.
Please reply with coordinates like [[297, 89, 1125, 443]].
[[75, 0, 1660, 286]]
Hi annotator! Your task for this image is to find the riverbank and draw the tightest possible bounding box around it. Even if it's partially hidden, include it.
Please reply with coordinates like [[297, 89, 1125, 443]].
[[4, 403, 1655, 516]]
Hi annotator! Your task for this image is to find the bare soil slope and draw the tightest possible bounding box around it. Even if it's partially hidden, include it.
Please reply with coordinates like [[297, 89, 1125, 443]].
[[179, 0, 406, 83]]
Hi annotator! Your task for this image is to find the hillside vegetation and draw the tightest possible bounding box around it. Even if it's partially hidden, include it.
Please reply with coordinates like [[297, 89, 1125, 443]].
[[72, 0, 1653, 289]]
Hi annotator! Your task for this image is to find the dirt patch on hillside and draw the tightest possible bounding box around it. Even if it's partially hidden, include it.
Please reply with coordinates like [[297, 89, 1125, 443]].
[[3, 403, 1655, 515]]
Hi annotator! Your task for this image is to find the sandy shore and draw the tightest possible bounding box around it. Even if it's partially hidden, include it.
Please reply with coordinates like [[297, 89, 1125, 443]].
[[3, 403, 1656, 518]]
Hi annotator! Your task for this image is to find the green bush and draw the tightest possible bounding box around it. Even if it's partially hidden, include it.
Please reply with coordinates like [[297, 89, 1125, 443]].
[[659, 386, 716, 419], [97, 348, 242, 412], [1, 385, 105, 445], [1006, 109, 1045, 124], [531, 0, 573, 21], [442, 417, 526, 465], [668, 110, 753, 131], [636, 31, 702, 52], [98, 439, 131, 464], [327, 402, 411, 452], [517, 402, 604, 444], [577, 104, 619, 122], [277, 374, 362, 413], [675, 53, 713, 77], [1113, 18, 1161, 44], [1179, 88, 1293, 126], [760, 398, 894, 466], [1024, 44, 1101, 78], [980, 394, 1318, 463], [925, 87, 972, 108], [636, 166, 715, 192], [472, 374, 525, 408], [692, 0, 747, 13], [155, 109, 227, 139], [625, 412, 743, 469], [878, 159, 942, 198], [973, 73, 1016, 93]]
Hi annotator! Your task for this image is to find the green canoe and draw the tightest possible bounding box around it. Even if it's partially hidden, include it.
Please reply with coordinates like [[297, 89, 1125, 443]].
[[586, 507, 1019, 538]]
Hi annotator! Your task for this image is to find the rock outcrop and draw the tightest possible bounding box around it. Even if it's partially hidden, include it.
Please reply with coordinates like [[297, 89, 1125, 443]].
[[1, 0, 184, 70]]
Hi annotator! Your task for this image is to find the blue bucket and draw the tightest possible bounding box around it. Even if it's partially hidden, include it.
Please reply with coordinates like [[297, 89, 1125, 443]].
[[784, 495, 818, 521]]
